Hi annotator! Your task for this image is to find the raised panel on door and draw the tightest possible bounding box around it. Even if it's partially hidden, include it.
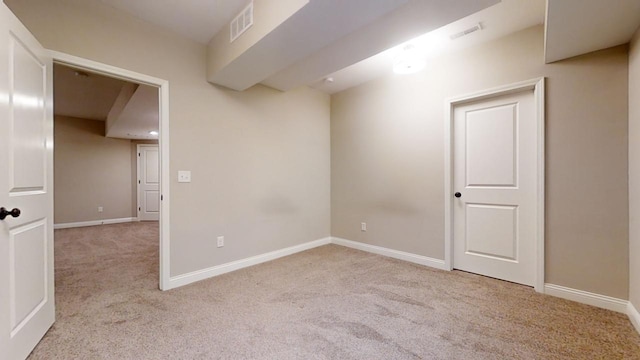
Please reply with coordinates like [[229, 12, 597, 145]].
[[10, 34, 46, 193], [144, 149, 159, 185], [465, 204, 518, 261], [144, 191, 160, 213], [465, 103, 517, 188], [10, 221, 47, 336]]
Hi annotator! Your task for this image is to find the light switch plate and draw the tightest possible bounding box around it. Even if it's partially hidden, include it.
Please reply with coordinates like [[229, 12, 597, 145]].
[[178, 170, 191, 183]]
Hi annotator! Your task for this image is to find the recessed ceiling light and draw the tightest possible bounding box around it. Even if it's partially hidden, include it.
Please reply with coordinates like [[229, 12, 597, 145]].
[[393, 44, 426, 75], [149, 131, 159, 136]]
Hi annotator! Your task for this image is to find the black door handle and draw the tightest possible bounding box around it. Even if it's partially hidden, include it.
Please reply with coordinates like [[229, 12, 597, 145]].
[[0, 207, 21, 220], [454, 192, 462, 198]]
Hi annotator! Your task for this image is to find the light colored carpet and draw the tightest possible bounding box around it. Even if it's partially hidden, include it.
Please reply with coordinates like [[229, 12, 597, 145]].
[[27, 222, 640, 359]]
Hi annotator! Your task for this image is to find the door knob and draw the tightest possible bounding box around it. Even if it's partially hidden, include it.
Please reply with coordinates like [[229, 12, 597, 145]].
[[454, 192, 462, 198], [0, 207, 21, 220]]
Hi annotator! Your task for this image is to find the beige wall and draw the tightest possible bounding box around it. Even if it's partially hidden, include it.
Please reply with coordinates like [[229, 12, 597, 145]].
[[54, 116, 133, 223], [8, 0, 331, 277], [331, 26, 629, 298], [629, 27, 640, 310]]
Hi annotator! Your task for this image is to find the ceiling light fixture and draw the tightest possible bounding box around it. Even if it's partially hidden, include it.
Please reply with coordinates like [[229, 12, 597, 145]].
[[149, 131, 159, 136], [393, 44, 426, 75]]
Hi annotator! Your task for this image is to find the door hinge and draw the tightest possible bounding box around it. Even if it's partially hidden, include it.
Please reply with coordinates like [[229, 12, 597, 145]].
[[138, 180, 141, 184], [138, 207, 141, 211], [161, 195, 163, 201], [138, 153, 141, 157]]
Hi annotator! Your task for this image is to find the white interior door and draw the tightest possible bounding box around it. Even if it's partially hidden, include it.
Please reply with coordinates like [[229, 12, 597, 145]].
[[0, 3, 55, 359], [137, 144, 159, 221], [453, 88, 538, 286]]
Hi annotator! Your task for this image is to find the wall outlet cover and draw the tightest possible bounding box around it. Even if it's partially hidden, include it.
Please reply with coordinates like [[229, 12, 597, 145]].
[[178, 170, 191, 183]]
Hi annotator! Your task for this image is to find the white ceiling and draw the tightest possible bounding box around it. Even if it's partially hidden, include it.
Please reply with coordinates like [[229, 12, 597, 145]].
[[259, 0, 498, 92], [54, 64, 126, 121], [55, 0, 640, 96], [545, 0, 640, 63], [107, 85, 160, 140], [309, 0, 546, 94], [97, 0, 248, 44], [54, 64, 159, 139]]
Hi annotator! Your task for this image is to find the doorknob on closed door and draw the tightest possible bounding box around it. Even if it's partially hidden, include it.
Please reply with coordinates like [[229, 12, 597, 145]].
[[0, 207, 21, 220], [454, 192, 462, 198]]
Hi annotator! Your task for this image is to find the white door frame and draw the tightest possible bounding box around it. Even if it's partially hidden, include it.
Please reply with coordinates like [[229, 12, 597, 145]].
[[443, 78, 545, 292], [49, 51, 172, 291]]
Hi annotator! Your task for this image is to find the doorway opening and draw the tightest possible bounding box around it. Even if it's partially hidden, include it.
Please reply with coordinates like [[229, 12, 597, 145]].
[[51, 52, 170, 290]]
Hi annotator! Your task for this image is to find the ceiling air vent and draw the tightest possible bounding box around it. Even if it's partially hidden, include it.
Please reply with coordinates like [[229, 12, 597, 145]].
[[230, 2, 254, 43], [449, 23, 482, 40]]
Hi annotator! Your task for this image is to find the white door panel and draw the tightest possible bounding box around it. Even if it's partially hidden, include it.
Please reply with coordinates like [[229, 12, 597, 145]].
[[453, 89, 537, 286], [465, 103, 517, 187], [465, 204, 518, 261], [144, 190, 160, 213], [0, 3, 54, 359], [138, 145, 159, 221]]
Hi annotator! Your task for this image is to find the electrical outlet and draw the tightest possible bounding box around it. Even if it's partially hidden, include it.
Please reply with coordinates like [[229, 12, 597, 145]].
[[98, 206, 103, 213], [361, 222, 367, 231], [217, 236, 224, 248], [178, 170, 191, 183]]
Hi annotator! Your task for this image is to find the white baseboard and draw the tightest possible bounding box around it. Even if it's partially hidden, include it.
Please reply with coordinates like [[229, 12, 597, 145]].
[[159, 235, 640, 336], [54, 217, 138, 229], [544, 284, 628, 313], [331, 237, 447, 271], [628, 301, 640, 334], [167, 237, 332, 289]]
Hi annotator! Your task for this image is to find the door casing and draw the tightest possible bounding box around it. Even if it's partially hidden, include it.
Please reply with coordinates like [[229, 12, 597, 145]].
[[443, 78, 545, 292], [50, 51, 172, 291]]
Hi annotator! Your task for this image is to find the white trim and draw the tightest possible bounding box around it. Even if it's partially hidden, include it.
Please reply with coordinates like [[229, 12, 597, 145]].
[[331, 237, 448, 271], [628, 302, 640, 334], [544, 284, 628, 313], [535, 79, 546, 293], [443, 78, 546, 293], [166, 237, 332, 290], [49, 50, 171, 291], [54, 217, 137, 230]]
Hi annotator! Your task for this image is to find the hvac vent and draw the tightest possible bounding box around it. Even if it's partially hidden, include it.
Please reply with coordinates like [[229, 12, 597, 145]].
[[449, 23, 482, 40], [230, 2, 254, 43]]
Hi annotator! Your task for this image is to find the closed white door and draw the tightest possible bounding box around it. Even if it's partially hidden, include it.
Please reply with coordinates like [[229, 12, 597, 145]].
[[0, 3, 55, 359], [137, 144, 159, 221], [453, 89, 537, 286]]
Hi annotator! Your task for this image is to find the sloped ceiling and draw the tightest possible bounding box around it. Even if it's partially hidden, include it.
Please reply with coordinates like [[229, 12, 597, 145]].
[[310, 0, 545, 94], [545, 0, 640, 63], [207, 0, 498, 91], [54, 64, 158, 140], [50, 0, 640, 95], [54, 64, 126, 121], [96, 0, 248, 44]]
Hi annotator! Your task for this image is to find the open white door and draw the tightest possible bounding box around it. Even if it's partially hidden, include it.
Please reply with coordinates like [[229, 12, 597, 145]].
[[0, 3, 55, 359], [137, 144, 160, 221]]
